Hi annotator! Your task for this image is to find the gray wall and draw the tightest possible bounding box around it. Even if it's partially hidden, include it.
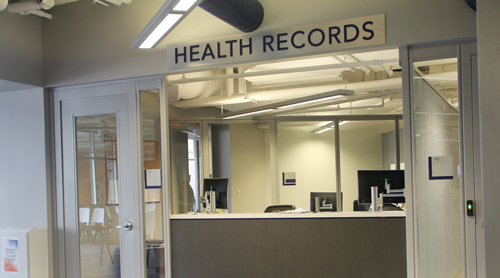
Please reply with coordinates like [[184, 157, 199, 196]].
[[0, 12, 43, 86], [41, 0, 476, 87], [477, 0, 500, 276], [0, 88, 48, 229], [171, 217, 406, 278]]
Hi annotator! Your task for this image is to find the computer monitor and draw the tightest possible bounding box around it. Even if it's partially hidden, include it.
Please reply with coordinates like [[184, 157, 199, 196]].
[[310, 192, 342, 212], [202, 178, 229, 209], [357, 170, 405, 204]]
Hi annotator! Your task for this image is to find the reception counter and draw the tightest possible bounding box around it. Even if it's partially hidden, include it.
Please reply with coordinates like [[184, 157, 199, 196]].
[[170, 211, 406, 278], [171, 210, 405, 219]]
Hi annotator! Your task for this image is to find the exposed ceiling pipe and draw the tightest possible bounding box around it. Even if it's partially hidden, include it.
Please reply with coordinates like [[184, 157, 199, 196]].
[[8, 1, 54, 14], [254, 90, 400, 119], [302, 98, 387, 113], [6, 0, 130, 19], [166, 59, 399, 85], [93, 0, 109, 7], [55, 0, 80, 4], [105, 0, 122, 6], [24, 8, 52, 19], [171, 78, 403, 108], [199, 0, 264, 33]]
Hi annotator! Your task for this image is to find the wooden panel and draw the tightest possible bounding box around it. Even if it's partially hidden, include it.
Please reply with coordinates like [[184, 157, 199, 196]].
[[171, 218, 406, 278]]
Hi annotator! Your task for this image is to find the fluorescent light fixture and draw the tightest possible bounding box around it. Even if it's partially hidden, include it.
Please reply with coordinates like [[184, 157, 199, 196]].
[[222, 109, 275, 120], [173, 0, 198, 11], [315, 126, 334, 134], [216, 89, 354, 120], [277, 95, 343, 109], [139, 14, 182, 49], [311, 121, 351, 134], [132, 0, 203, 49]]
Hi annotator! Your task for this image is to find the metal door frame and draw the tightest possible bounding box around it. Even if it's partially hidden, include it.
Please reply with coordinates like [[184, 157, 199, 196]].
[[401, 41, 481, 278], [51, 79, 163, 278]]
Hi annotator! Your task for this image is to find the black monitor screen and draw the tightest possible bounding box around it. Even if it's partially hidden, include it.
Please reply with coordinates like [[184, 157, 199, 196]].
[[357, 170, 404, 204], [310, 192, 342, 212], [203, 178, 229, 209]]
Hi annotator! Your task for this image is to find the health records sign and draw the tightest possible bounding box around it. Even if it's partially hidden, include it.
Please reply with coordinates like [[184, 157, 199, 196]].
[[167, 14, 385, 71]]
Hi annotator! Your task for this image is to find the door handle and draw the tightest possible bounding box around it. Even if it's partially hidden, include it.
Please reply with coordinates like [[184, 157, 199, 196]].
[[123, 221, 133, 231]]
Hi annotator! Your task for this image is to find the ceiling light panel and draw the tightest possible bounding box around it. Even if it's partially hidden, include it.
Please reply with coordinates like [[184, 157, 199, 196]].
[[132, 0, 203, 49], [140, 14, 182, 49], [173, 0, 198, 11], [216, 89, 353, 119]]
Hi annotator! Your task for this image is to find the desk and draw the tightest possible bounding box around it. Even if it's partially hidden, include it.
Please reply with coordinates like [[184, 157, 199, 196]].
[[171, 212, 406, 278]]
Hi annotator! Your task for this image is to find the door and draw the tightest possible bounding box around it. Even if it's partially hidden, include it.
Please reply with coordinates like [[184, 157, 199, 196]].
[[402, 43, 479, 277], [58, 87, 143, 278]]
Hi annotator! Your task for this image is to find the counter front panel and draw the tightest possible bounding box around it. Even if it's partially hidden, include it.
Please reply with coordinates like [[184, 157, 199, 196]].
[[171, 216, 406, 278]]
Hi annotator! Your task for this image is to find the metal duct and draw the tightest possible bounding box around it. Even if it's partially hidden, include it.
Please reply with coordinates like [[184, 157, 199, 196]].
[[463, 0, 476, 11], [0, 0, 7, 11], [199, 0, 264, 33]]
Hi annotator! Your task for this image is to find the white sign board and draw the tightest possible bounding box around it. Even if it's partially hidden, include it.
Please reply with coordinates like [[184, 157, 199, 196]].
[[429, 156, 454, 180], [283, 172, 296, 186], [167, 14, 386, 71]]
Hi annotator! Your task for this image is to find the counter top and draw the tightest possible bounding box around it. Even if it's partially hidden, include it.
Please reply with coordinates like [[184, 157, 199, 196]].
[[170, 211, 405, 220]]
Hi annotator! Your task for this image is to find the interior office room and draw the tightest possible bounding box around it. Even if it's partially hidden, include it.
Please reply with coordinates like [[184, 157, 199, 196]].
[[0, 0, 499, 278]]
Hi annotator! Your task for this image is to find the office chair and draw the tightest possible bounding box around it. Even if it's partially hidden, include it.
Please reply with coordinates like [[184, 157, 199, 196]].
[[353, 200, 370, 211], [264, 205, 295, 213]]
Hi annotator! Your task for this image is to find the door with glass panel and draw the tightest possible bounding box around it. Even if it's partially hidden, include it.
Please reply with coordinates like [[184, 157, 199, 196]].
[[60, 92, 143, 278], [405, 44, 479, 277]]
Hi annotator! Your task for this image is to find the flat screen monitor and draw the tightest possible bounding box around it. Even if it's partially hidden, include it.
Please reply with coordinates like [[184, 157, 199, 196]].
[[310, 192, 342, 212], [203, 178, 229, 209], [357, 170, 405, 204]]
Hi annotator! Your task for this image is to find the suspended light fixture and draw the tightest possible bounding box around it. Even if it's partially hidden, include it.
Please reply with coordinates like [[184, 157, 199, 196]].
[[131, 0, 203, 49], [311, 121, 351, 134], [217, 89, 354, 120]]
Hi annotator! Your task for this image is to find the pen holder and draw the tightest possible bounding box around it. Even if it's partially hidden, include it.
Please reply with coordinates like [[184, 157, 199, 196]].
[[371, 186, 378, 212], [310, 197, 320, 213]]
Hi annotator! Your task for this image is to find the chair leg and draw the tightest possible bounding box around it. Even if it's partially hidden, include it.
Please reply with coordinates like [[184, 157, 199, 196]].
[[106, 244, 114, 264], [100, 243, 104, 266]]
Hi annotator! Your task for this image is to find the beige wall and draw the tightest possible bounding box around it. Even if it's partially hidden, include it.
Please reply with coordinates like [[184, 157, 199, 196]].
[[278, 121, 395, 211], [229, 123, 269, 213]]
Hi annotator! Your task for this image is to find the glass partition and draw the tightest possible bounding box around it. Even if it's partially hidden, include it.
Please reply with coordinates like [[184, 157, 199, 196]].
[[170, 122, 201, 214], [140, 90, 165, 277], [339, 120, 397, 211], [76, 114, 121, 278], [412, 58, 462, 277], [277, 121, 337, 211]]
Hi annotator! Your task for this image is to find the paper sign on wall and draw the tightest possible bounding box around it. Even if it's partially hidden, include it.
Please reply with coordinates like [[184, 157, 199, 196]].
[[145, 169, 161, 189], [429, 156, 454, 180], [2, 238, 19, 273], [282, 172, 296, 186]]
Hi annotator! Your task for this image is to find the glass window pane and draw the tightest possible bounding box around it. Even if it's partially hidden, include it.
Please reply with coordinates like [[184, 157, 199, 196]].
[[413, 58, 462, 277], [170, 123, 200, 214], [339, 120, 400, 211], [140, 90, 166, 277], [76, 114, 120, 278], [277, 121, 337, 211]]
